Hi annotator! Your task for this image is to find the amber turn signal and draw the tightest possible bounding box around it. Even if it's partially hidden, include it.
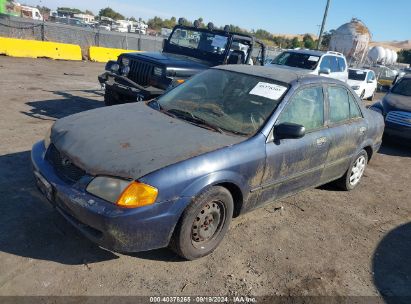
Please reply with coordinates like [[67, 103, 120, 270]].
[[116, 182, 158, 208]]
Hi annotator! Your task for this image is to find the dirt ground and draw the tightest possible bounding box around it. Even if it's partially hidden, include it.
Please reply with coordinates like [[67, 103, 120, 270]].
[[0, 57, 410, 299]]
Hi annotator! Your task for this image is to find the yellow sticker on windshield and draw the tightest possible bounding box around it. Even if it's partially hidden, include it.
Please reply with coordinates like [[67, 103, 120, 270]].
[[249, 82, 287, 100]]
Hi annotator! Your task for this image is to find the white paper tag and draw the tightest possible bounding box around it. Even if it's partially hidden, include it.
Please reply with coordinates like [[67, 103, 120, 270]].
[[308, 56, 319, 62], [356, 70, 365, 74], [211, 35, 227, 48], [249, 82, 287, 100]]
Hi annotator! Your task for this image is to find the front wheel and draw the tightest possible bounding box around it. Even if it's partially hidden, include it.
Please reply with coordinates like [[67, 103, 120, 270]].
[[367, 90, 375, 101], [104, 87, 119, 106], [170, 186, 234, 260], [337, 150, 368, 191]]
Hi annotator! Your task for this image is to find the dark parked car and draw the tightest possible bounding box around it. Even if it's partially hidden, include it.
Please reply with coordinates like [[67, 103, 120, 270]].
[[98, 19, 266, 106], [32, 65, 384, 260], [370, 74, 411, 140]]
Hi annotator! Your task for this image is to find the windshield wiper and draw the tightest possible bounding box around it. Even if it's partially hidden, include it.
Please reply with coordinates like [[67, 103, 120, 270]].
[[166, 108, 224, 134]]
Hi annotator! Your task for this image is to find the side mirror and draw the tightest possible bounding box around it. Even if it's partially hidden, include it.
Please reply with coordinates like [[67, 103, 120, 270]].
[[274, 123, 305, 140], [319, 68, 331, 75], [367, 79, 373, 83], [162, 38, 167, 49]]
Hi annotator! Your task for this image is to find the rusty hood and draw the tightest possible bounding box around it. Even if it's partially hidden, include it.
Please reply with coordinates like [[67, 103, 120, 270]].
[[51, 102, 244, 180]]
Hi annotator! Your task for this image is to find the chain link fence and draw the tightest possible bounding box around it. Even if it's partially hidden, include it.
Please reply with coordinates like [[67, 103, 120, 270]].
[[0, 14, 282, 61], [0, 15, 163, 58]]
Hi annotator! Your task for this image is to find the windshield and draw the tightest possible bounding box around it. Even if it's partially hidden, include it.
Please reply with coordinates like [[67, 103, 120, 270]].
[[391, 78, 411, 97], [349, 69, 367, 81], [169, 28, 228, 55], [156, 69, 289, 136], [272, 51, 320, 70]]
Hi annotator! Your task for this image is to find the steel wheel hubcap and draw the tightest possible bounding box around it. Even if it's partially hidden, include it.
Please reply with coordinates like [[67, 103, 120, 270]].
[[350, 155, 366, 186], [191, 201, 224, 246]]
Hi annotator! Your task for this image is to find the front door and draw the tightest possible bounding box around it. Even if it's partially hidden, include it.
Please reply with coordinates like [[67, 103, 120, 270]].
[[257, 85, 331, 205]]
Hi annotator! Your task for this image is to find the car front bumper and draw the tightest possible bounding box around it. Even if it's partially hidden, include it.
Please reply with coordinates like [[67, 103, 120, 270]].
[[384, 122, 411, 141], [31, 140, 187, 252], [98, 71, 166, 102]]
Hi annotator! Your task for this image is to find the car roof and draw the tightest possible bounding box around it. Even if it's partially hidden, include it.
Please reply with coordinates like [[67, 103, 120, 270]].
[[349, 68, 373, 73], [213, 64, 345, 86]]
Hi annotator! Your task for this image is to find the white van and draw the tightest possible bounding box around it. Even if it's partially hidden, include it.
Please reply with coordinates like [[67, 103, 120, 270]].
[[269, 49, 348, 82], [20, 6, 43, 21]]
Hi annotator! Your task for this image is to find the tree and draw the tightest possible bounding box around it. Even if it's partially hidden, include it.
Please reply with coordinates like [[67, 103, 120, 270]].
[[303, 34, 315, 49], [57, 7, 83, 14], [129, 16, 137, 22], [255, 29, 272, 40], [291, 37, 301, 49], [320, 30, 334, 50], [85, 10, 94, 16], [99, 7, 124, 20], [398, 49, 411, 64]]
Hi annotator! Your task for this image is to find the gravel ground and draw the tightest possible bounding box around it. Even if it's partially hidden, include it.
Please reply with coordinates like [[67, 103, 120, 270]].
[[0, 57, 410, 299]]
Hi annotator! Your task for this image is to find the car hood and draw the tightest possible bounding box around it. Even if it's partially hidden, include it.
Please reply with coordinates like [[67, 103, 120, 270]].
[[268, 64, 313, 74], [347, 79, 364, 87], [124, 52, 210, 70], [51, 103, 244, 179], [383, 92, 411, 112]]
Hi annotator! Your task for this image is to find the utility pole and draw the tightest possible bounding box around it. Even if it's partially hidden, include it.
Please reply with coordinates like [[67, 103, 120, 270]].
[[317, 0, 331, 50]]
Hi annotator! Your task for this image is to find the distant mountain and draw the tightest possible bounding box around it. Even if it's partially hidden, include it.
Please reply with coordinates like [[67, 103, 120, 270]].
[[369, 40, 411, 51]]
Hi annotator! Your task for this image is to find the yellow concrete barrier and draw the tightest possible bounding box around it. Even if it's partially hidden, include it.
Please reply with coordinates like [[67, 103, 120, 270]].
[[0, 37, 82, 60], [89, 46, 141, 62]]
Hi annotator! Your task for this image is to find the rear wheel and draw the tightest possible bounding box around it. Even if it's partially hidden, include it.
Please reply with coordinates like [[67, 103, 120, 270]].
[[104, 87, 119, 106], [337, 150, 368, 191], [170, 186, 234, 260]]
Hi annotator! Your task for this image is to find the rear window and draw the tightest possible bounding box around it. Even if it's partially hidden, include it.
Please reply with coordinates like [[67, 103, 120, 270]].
[[272, 52, 320, 70]]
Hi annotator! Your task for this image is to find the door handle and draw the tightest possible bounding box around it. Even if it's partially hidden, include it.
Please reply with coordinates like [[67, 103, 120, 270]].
[[316, 137, 327, 146]]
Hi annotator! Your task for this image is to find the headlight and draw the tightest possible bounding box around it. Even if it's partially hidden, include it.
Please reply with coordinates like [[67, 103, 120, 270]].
[[86, 177, 158, 208], [121, 57, 130, 66], [110, 63, 120, 73], [44, 126, 51, 150], [153, 67, 163, 77], [351, 85, 360, 90]]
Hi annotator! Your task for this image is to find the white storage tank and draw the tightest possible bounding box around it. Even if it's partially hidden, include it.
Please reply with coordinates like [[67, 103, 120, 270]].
[[385, 49, 393, 65], [329, 18, 371, 64], [368, 46, 386, 63]]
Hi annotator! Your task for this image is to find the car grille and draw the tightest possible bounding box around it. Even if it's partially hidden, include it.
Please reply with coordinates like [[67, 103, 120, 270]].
[[386, 111, 411, 128], [45, 144, 86, 183], [128, 59, 155, 87]]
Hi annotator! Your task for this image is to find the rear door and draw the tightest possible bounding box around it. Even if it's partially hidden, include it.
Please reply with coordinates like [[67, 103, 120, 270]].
[[321, 85, 367, 182], [257, 85, 331, 204]]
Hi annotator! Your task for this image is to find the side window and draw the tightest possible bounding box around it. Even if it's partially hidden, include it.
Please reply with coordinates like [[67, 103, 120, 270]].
[[320, 56, 331, 71], [337, 57, 346, 72], [329, 56, 339, 73], [277, 86, 324, 132], [367, 72, 372, 81], [370, 71, 376, 80], [348, 92, 362, 119], [328, 86, 350, 123]]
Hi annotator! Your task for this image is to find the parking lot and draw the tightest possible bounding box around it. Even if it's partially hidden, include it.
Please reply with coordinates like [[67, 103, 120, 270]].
[[0, 56, 410, 297]]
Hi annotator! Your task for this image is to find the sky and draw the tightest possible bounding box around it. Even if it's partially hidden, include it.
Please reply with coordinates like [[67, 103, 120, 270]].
[[28, 0, 411, 41]]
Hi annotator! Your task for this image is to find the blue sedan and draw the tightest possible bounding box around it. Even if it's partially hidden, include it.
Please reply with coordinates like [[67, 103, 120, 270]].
[[31, 65, 384, 260]]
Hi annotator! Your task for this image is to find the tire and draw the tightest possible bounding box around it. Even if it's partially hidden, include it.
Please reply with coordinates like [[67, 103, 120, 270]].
[[337, 149, 368, 191], [367, 90, 375, 101], [170, 186, 234, 260], [104, 87, 119, 106]]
